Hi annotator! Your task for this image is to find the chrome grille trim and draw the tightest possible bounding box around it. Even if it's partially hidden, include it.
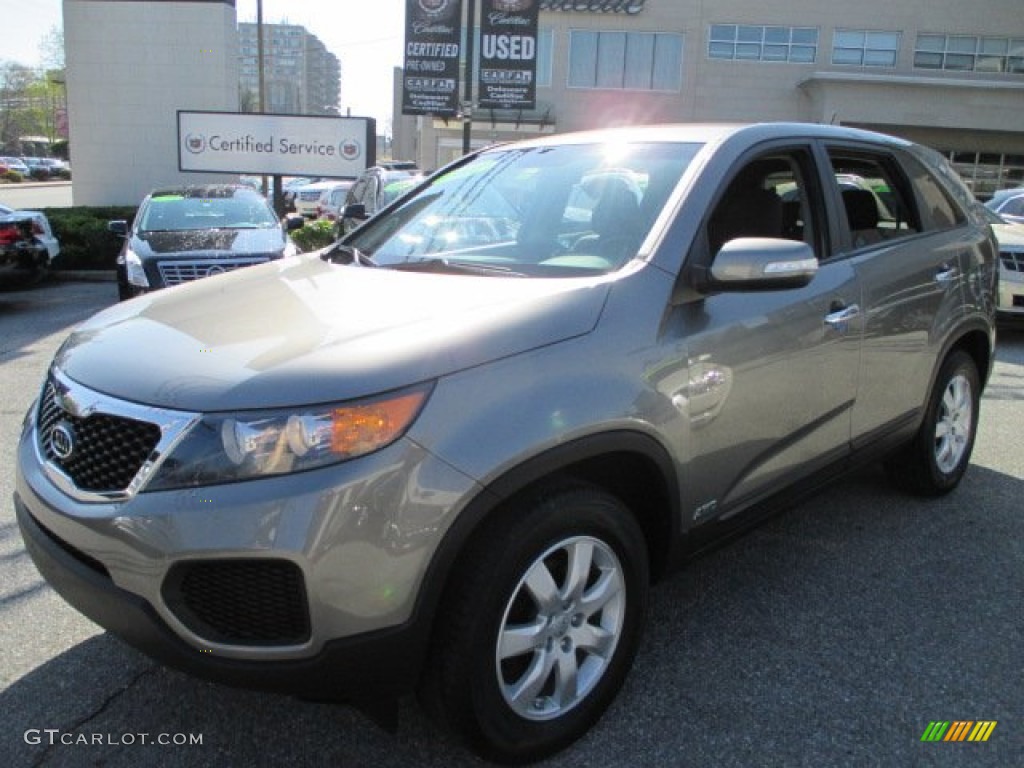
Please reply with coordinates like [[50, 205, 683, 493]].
[[158, 257, 268, 286], [34, 368, 199, 503]]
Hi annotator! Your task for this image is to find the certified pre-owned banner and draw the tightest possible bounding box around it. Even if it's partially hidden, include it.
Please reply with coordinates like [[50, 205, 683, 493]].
[[178, 112, 375, 177], [479, 0, 538, 110], [402, 0, 463, 116]]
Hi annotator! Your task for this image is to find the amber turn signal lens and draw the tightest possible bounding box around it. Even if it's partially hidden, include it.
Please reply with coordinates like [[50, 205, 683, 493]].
[[331, 391, 427, 456]]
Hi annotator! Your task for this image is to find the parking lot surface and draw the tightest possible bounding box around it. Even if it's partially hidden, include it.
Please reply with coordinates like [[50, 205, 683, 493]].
[[1, 280, 1021, 767]]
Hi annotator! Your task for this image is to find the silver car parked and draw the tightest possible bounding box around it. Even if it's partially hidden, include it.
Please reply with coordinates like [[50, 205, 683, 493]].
[[15, 123, 997, 763]]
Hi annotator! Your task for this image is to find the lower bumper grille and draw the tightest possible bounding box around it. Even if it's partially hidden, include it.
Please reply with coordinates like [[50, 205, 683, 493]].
[[163, 560, 311, 647]]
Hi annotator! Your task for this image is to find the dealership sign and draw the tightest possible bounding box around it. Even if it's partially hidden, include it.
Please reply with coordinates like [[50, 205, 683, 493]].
[[402, 0, 463, 116], [178, 111, 376, 177], [479, 0, 538, 110]]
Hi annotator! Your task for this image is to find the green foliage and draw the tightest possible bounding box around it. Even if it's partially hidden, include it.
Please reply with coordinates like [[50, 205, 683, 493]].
[[43, 206, 136, 270], [290, 218, 336, 253], [2, 170, 23, 183]]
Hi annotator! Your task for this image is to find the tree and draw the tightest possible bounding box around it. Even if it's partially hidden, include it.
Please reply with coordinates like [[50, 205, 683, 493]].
[[39, 25, 65, 71], [0, 62, 39, 151]]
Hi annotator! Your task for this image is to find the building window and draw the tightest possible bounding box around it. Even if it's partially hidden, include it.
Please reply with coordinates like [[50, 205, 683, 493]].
[[832, 30, 900, 67], [708, 24, 818, 63], [915, 34, 1024, 73], [569, 31, 683, 91], [942, 150, 1024, 199], [537, 29, 553, 88]]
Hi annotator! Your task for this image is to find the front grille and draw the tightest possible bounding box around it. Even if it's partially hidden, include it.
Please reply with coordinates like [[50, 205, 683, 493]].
[[163, 560, 311, 646], [37, 381, 162, 493], [158, 258, 268, 286], [1001, 250, 1024, 273], [298, 190, 322, 202]]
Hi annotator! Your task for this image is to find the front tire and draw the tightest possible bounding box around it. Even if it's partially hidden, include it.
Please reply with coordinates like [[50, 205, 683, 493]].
[[423, 483, 649, 764], [886, 350, 980, 495]]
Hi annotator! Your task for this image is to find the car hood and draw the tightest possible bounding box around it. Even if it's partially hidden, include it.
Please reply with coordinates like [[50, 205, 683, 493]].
[[992, 222, 1024, 249], [55, 255, 611, 411], [130, 227, 286, 258]]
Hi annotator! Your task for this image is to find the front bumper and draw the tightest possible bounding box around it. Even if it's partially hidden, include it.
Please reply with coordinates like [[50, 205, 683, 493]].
[[15, 380, 481, 698], [15, 494, 425, 701], [997, 268, 1024, 317]]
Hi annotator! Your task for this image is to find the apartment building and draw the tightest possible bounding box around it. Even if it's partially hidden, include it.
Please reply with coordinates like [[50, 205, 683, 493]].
[[238, 23, 341, 116], [394, 0, 1023, 197]]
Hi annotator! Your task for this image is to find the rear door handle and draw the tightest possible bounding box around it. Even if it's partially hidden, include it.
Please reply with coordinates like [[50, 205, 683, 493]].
[[935, 264, 959, 284], [824, 302, 861, 330]]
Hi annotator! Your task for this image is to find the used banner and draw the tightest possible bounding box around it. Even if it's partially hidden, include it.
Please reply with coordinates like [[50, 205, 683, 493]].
[[479, 0, 538, 110], [402, 0, 464, 116]]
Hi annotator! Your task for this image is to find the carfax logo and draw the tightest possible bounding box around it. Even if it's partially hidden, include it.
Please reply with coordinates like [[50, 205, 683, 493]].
[[339, 139, 362, 161], [185, 133, 206, 154]]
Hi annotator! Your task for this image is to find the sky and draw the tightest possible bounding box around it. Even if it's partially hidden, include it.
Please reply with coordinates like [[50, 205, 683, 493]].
[[0, 0, 407, 131]]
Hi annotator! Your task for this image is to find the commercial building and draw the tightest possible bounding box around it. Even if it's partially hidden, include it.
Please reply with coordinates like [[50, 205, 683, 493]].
[[395, 0, 1024, 197], [237, 23, 341, 116]]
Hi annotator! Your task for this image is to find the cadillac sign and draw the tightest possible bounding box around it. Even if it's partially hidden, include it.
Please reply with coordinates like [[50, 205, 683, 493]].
[[178, 111, 376, 177]]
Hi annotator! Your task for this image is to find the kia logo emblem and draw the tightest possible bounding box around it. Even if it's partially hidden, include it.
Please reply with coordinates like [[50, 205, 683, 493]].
[[50, 421, 76, 461]]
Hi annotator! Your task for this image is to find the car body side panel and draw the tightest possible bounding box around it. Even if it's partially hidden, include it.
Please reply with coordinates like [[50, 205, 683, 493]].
[[847, 233, 967, 437], [667, 259, 861, 518]]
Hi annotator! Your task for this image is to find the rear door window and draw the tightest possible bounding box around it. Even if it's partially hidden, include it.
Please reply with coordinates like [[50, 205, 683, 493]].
[[826, 149, 920, 250]]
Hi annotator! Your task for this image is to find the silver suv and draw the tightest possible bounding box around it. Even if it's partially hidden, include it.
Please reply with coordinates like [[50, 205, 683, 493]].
[[15, 124, 997, 763]]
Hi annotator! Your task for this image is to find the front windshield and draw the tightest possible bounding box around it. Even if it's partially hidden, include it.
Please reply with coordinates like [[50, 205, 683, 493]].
[[348, 141, 701, 276], [139, 194, 279, 232]]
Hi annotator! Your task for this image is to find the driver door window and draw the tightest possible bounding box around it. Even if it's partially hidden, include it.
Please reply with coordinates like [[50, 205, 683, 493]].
[[706, 152, 822, 259]]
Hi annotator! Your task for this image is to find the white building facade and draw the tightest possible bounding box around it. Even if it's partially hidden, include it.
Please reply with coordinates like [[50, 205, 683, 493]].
[[64, 0, 239, 205]]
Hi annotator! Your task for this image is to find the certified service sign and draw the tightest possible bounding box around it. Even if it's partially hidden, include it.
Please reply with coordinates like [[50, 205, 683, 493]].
[[178, 111, 376, 177]]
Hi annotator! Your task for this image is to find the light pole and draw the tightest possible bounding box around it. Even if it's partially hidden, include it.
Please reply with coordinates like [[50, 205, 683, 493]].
[[461, 0, 476, 156]]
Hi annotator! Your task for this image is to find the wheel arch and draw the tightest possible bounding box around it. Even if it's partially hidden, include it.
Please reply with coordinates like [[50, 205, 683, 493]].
[[409, 429, 681, 664], [945, 324, 994, 390]]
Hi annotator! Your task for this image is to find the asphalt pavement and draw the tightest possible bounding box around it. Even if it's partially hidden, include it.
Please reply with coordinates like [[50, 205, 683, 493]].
[[1, 280, 1021, 767]]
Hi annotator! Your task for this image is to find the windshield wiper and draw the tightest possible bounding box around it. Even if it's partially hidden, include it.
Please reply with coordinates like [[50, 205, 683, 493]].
[[391, 258, 525, 277], [320, 243, 378, 267]]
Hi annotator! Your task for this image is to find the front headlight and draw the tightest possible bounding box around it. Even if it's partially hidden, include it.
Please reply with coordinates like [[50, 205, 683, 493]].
[[124, 249, 149, 287], [146, 385, 431, 491]]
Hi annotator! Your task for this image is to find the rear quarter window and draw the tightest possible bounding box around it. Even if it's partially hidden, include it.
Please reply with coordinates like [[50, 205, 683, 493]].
[[903, 156, 967, 231]]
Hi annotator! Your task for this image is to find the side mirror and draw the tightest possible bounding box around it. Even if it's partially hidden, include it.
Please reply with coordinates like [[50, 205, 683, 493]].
[[343, 203, 368, 220], [284, 213, 305, 231], [107, 220, 128, 237], [709, 238, 817, 291]]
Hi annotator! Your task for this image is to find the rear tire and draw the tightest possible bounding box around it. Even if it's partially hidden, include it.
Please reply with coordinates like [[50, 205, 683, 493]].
[[421, 483, 649, 764], [886, 350, 980, 495]]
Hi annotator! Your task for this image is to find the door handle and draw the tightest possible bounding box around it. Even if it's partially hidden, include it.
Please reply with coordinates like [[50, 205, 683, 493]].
[[824, 303, 861, 331], [935, 264, 959, 284]]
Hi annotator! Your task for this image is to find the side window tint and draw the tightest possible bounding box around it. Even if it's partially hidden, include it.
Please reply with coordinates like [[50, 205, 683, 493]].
[[905, 159, 966, 230], [707, 151, 821, 259], [827, 149, 920, 250]]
